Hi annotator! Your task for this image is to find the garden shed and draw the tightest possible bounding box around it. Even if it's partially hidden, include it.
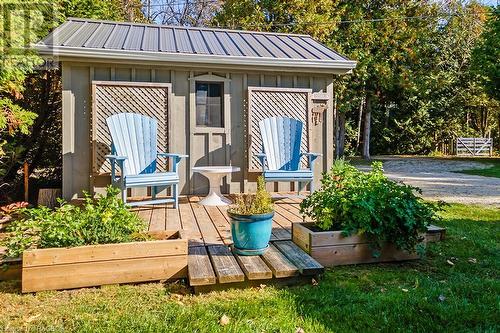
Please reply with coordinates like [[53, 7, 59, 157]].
[[35, 18, 356, 200]]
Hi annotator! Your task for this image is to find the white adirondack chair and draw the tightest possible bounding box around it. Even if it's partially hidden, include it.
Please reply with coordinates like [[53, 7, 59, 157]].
[[106, 113, 187, 207], [256, 117, 321, 194]]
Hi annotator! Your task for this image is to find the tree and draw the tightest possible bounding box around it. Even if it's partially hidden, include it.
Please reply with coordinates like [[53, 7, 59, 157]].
[[0, 0, 48, 160], [142, 0, 221, 26], [472, 6, 499, 101], [0, 0, 145, 202]]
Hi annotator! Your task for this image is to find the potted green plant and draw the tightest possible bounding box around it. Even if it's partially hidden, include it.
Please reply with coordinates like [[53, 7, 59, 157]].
[[295, 160, 443, 266], [228, 176, 274, 256]]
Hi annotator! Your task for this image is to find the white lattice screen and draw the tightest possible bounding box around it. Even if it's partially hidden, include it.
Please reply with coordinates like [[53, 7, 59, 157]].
[[247, 87, 311, 171], [92, 81, 170, 174]]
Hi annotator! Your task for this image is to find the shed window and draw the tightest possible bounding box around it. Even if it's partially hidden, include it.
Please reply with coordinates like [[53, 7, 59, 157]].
[[196, 82, 223, 127]]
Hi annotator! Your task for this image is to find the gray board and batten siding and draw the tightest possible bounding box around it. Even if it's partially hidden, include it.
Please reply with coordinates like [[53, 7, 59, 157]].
[[35, 18, 356, 199]]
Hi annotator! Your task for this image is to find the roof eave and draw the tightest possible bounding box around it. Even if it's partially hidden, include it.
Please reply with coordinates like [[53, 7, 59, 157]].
[[34, 44, 357, 74]]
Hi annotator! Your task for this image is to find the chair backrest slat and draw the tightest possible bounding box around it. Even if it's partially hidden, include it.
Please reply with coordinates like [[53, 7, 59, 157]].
[[106, 113, 157, 176], [259, 117, 303, 171]]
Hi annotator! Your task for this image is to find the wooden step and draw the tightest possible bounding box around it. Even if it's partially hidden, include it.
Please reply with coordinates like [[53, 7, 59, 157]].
[[261, 244, 299, 278], [207, 245, 245, 284], [188, 246, 216, 286], [274, 240, 324, 276], [234, 253, 272, 280]]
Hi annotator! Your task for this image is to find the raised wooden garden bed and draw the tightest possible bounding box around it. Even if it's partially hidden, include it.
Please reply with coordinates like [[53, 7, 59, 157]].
[[21, 230, 187, 293], [0, 247, 21, 281], [292, 223, 446, 267]]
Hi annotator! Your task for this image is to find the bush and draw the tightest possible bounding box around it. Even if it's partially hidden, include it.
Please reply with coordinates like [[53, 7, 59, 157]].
[[229, 176, 273, 215], [2, 186, 147, 258], [300, 160, 441, 255]]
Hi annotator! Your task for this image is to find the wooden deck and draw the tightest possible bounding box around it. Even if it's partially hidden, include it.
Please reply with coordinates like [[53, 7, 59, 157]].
[[132, 195, 323, 292], [133, 195, 311, 247]]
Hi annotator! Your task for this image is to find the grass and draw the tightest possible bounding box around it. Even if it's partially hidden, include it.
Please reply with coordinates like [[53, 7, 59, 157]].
[[1, 204, 499, 332], [458, 158, 500, 178]]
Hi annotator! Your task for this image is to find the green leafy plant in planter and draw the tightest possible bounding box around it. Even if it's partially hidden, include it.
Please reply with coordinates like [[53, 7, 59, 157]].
[[228, 176, 274, 255], [299, 160, 441, 256], [2, 186, 147, 258], [229, 176, 274, 215]]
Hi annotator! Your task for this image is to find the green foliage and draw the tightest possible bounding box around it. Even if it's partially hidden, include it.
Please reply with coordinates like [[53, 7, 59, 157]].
[[471, 6, 500, 101], [0, 0, 145, 200], [300, 160, 440, 254], [229, 176, 273, 215], [2, 186, 146, 258], [215, 1, 498, 155]]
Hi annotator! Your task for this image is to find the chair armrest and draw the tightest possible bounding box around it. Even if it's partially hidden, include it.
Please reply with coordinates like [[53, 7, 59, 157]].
[[255, 153, 267, 171], [158, 153, 188, 173], [105, 154, 128, 161], [157, 153, 189, 159], [301, 152, 321, 170], [105, 155, 127, 182], [301, 152, 322, 158]]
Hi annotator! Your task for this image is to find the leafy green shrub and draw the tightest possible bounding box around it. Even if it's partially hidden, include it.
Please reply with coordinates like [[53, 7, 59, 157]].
[[300, 160, 441, 255], [2, 186, 147, 258], [229, 176, 273, 215]]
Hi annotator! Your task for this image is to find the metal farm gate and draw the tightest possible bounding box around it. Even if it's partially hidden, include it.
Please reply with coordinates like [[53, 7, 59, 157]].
[[247, 87, 312, 172], [456, 137, 493, 156], [91, 81, 171, 174]]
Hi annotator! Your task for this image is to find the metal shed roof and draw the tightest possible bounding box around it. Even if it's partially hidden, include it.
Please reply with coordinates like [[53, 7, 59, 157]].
[[35, 18, 356, 73]]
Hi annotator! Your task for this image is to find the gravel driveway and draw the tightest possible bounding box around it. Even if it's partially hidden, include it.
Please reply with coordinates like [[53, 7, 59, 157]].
[[357, 157, 500, 206]]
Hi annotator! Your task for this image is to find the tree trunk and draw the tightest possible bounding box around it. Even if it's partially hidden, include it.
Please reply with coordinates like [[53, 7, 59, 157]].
[[362, 95, 372, 160], [355, 96, 364, 153], [337, 113, 346, 158]]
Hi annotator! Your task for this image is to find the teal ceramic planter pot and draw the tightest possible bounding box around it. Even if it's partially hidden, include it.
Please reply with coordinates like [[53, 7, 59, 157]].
[[228, 211, 274, 256]]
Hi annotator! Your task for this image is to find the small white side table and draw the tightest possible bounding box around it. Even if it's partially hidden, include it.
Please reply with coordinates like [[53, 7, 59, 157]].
[[192, 166, 240, 206]]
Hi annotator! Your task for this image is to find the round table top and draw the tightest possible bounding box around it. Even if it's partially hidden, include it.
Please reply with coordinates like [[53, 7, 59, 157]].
[[192, 166, 240, 174]]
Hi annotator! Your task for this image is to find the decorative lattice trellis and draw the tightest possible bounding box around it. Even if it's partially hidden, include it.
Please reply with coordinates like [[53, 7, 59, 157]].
[[91, 81, 171, 174], [247, 87, 312, 171]]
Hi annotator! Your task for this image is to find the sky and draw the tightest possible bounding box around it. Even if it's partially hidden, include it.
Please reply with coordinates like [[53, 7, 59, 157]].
[[477, 0, 499, 6]]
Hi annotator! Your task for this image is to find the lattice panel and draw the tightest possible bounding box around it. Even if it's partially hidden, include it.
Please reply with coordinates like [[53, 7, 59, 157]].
[[92, 82, 169, 174], [248, 88, 311, 171]]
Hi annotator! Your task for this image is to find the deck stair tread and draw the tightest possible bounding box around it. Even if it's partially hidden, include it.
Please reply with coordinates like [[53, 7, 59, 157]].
[[188, 240, 322, 287], [188, 246, 216, 286], [233, 253, 272, 280], [273, 240, 324, 276], [261, 244, 299, 278], [207, 245, 245, 284]]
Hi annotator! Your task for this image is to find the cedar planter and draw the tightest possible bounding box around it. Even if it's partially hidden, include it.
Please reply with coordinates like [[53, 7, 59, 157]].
[[0, 256, 22, 281], [292, 223, 445, 267], [21, 230, 187, 293]]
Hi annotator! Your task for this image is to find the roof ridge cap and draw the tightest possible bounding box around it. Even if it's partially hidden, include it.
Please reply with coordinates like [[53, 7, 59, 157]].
[[65, 17, 312, 38]]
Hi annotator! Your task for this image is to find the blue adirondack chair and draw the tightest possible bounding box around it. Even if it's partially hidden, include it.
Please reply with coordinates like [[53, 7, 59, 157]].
[[105, 113, 187, 207], [256, 117, 321, 194]]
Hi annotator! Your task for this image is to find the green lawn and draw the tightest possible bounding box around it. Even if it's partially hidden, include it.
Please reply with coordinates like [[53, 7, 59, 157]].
[[1, 204, 499, 332], [459, 160, 500, 178]]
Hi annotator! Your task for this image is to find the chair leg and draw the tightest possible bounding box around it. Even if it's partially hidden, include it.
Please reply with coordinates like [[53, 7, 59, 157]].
[[173, 184, 179, 209], [121, 187, 127, 204], [297, 182, 301, 195], [309, 180, 314, 194], [151, 186, 157, 200]]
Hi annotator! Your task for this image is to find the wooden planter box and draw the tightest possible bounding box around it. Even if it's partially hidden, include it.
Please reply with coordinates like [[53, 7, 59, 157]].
[[0, 256, 22, 281], [292, 223, 445, 267], [21, 230, 187, 293]]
